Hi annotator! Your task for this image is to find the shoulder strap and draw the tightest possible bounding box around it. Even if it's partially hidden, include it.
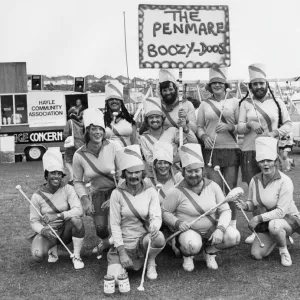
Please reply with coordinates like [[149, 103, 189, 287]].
[[36, 190, 62, 214], [253, 177, 271, 211], [176, 186, 216, 225], [150, 177, 167, 199], [112, 127, 127, 147], [254, 105, 273, 132], [143, 134, 155, 145], [70, 120, 74, 138], [161, 105, 179, 128], [77, 151, 114, 182], [205, 99, 237, 142], [119, 189, 148, 230]]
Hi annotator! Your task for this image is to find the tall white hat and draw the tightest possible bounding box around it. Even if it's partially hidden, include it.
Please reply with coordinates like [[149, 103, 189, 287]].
[[209, 68, 228, 84], [248, 63, 267, 83], [42, 148, 65, 173], [116, 145, 145, 172], [179, 144, 204, 169], [159, 69, 176, 84], [255, 137, 278, 162], [153, 142, 173, 164], [143, 97, 163, 117], [82, 108, 105, 130], [105, 81, 124, 101]]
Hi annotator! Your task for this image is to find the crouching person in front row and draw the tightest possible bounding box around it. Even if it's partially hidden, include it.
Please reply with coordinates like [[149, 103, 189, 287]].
[[107, 145, 165, 284], [162, 143, 240, 271], [236, 137, 300, 267], [30, 148, 85, 269]]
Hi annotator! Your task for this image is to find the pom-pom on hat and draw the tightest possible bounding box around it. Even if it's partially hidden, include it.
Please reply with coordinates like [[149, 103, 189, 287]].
[[179, 143, 204, 169], [153, 142, 173, 164], [255, 137, 278, 162], [116, 145, 145, 172], [43, 147, 65, 173], [143, 97, 163, 117], [159, 69, 176, 84], [105, 81, 124, 102], [209, 68, 228, 84], [82, 108, 105, 130], [248, 63, 267, 83]]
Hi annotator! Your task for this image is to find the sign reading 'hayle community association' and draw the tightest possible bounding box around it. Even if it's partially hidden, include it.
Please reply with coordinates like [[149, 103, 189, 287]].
[[27, 92, 67, 127], [138, 4, 230, 69]]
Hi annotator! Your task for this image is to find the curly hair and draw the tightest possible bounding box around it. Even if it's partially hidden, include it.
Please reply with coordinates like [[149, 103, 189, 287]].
[[104, 100, 136, 128], [159, 81, 178, 98], [83, 125, 106, 145]]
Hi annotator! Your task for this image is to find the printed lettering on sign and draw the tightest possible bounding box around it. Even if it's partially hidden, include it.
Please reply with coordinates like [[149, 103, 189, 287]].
[[27, 92, 66, 127], [138, 5, 230, 68], [13, 130, 64, 144]]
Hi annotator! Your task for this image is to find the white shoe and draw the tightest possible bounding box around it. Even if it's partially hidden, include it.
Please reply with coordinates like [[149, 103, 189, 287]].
[[72, 256, 84, 270], [203, 251, 218, 270], [146, 263, 157, 280], [182, 256, 194, 272], [245, 232, 256, 244], [48, 246, 58, 263], [280, 252, 292, 267]]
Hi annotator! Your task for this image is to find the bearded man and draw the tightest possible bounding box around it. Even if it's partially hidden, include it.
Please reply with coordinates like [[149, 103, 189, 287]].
[[162, 144, 240, 272]]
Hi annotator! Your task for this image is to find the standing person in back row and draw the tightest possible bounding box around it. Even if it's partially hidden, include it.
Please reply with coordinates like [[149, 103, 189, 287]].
[[197, 67, 241, 229], [238, 63, 292, 244], [104, 81, 138, 147]]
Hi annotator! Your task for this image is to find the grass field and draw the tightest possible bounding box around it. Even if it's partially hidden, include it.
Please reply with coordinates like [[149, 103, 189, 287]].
[[2, 150, 300, 300]]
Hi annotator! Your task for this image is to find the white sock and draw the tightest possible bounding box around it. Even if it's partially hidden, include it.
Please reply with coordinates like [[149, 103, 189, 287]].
[[279, 246, 288, 255], [72, 237, 84, 257], [48, 245, 58, 256], [230, 220, 237, 228]]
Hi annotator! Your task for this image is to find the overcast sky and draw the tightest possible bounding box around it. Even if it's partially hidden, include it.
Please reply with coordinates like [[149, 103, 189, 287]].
[[1, 0, 300, 81]]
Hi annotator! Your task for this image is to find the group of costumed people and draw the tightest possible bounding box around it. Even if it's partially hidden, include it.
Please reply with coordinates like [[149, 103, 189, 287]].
[[28, 63, 300, 289]]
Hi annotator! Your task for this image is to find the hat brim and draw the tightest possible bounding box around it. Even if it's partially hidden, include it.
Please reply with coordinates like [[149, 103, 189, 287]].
[[184, 162, 204, 170], [126, 164, 145, 172], [145, 111, 163, 117], [105, 96, 124, 102], [250, 78, 267, 84], [46, 166, 66, 175], [209, 77, 226, 84]]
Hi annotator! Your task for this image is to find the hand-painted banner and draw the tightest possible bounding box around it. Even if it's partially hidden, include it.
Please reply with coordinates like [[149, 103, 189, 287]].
[[138, 4, 230, 69]]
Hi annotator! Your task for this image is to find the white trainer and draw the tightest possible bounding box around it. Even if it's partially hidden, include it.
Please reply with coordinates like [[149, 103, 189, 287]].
[[245, 232, 256, 244], [182, 256, 194, 272], [48, 246, 58, 263], [72, 256, 84, 270], [203, 251, 218, 270], [280, 252, 292, 267], [146, 263, 157, 280]]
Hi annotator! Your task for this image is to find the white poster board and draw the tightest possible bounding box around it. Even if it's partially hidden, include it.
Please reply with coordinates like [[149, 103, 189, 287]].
[[27, 92, 66, 127], [138, 4, 230, 69]]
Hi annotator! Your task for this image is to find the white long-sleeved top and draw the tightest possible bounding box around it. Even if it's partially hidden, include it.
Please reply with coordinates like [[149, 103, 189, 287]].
[[197, 97, 239, 149], [30, 184, 83, 234], [162, 178, 231, 235], [105, 119, 137, 147], [110, 180, 162, 249], [144, 172, 184, 204], [238, 96, 292, 151], [73, 140, 121, 199], [246, 170, 299, 221]]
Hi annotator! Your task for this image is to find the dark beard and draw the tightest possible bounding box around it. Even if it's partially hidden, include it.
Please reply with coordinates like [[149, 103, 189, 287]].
[[162, 92, 177, 105], [252, 87, 268, 100]]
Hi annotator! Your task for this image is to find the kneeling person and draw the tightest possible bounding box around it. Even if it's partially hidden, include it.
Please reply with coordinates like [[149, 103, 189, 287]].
[[107, 145, 165, 283], [162, 144, 240, 271], [30, 148, 85, 269], [237, 137, 300, 267]]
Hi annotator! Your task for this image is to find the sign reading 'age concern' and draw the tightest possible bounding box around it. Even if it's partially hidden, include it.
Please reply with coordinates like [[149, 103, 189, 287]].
[[138, 5, 230, 69]]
